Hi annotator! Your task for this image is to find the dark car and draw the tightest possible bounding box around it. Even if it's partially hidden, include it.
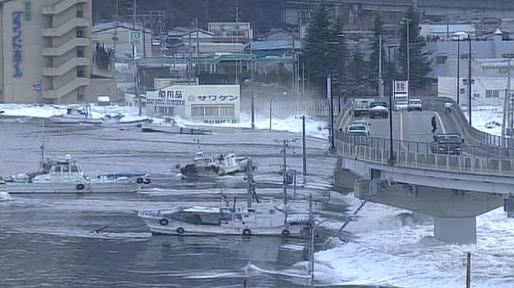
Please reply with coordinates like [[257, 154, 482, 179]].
[[430, 133, 464, 155], [368, 102, 389, 119]]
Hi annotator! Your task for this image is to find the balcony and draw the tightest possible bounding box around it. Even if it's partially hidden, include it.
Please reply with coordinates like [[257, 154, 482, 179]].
[[42, 18, 89, 37], [42, 38, 89, 57], [42, 0, 88, 15], [42, 57, 89, 77], [44, 78, 89, 100]]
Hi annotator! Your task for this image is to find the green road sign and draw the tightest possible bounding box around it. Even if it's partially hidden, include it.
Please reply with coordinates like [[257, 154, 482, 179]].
[[130, 31, 142, 44]]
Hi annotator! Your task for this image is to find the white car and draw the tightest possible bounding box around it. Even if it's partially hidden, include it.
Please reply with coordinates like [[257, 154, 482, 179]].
[[346, 124, 370, 136], [408, 99, 423, 111]]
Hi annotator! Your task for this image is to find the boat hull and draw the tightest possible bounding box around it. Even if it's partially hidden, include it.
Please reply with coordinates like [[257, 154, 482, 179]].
[[0, 182, 141, 194], [139, 215, 305, 237]]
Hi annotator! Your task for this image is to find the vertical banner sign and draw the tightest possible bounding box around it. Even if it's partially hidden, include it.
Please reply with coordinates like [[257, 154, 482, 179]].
[[23, 0, 32, 21], [12, 11, 23, 78]]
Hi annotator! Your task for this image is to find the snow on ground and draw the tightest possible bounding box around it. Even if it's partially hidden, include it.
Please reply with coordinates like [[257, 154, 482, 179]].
[[462, 105, 504, 136], [314, 194, 514, 287]]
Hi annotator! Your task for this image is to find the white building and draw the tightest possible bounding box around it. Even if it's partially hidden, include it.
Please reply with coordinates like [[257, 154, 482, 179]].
[[93, 22, 153, 59], [144, 84, 240, 123]]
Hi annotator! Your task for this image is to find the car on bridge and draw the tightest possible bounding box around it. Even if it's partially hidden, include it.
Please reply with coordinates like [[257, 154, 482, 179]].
[[430, 133, 464, 155], [352, 98, 374, 117], [368, 102, 389, 119], [408, 98, 423, 111], [346, 124, 370, 136]]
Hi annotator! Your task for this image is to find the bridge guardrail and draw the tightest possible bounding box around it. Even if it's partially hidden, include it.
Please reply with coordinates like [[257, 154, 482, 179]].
[[335, 131, 514, 176], [424, 96, 514, 149]]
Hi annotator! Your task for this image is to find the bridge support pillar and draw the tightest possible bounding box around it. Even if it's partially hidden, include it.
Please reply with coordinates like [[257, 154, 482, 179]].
[[434, 216, 476, 244], [354, 179, 503, 244]]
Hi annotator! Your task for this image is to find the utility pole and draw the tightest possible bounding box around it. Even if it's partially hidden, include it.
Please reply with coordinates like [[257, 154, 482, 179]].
[[250, 43, 255, 129], [401, 18, 411, 98], [308, 193, 315, 286], [302, 115, 307, 177], [235, 6, 239, 84], [388, 45, 395, 164], [328, 74, 335, 151], [378, 34, 383, 98], [456, 37, 461, 104], [467, 36, 472, 125], [466, 252, 471, 288], [131, 0, 142, 116], [282, 139, 288, 205]]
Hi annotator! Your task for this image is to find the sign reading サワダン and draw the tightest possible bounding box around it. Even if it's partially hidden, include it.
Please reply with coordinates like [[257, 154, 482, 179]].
[[145, 85, 240, 123]]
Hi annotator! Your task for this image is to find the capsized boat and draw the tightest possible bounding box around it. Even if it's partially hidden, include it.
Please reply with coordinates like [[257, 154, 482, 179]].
[[179, 151, 251, 178], [139, 159, 310, 237], [0, 146, 151, 194]]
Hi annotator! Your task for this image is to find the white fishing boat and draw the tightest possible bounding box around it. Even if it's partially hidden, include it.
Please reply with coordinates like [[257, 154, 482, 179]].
[[0, 192, 11, 201], [49, 106, 149, 127], [179, 151, 251, 178], [139, 159, 310, 237], [0, 146, 151, 194]]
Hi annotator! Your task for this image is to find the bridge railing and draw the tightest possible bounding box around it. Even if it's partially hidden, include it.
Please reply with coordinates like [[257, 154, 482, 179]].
[[335, 131, 514, 176], [424, 96, 514, 149]]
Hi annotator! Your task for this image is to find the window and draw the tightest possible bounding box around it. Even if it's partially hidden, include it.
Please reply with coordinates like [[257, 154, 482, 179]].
[[462, 79, 475, 85], [486, 90, 499, 98], [77, 48, 85, 57], [71, 165, 78, 172], [460, 88, 465, 94], [76, 10, 84, 18], [76, 30, 85, 38], [473, 93, 480, 98], [77, 69, 86, 77], [219, 105, 234, 117], [205, 106, 218, 117], [191, 105, 204, 117]]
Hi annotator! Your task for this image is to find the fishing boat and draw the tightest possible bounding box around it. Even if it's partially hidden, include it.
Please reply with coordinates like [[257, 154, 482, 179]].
[[139, 159, 310, 237], [0, 146, 151, 194], [0, 192, 11, 201], [179, 151, 251, 178]]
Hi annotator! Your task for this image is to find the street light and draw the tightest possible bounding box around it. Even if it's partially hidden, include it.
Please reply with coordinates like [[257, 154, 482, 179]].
[[453, 32, 468, 105]]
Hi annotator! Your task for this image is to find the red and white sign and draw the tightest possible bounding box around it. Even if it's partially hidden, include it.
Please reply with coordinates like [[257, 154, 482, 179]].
[[394, 81, 408, 94]]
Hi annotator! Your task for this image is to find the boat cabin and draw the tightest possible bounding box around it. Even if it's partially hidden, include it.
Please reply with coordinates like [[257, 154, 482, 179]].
[[33, 155, 86, 183]]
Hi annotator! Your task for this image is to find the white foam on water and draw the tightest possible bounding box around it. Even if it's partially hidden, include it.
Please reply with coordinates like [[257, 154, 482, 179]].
[[0, 192, 12, 202], [315, 194, 514, 287]]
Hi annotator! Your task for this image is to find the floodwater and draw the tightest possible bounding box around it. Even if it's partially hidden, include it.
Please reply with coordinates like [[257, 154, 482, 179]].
[[0, 121, 348, 288]]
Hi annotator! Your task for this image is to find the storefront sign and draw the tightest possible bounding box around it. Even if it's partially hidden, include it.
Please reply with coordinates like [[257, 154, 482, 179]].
[[12, 11, 23, 78], [195, 94, 239, 102]]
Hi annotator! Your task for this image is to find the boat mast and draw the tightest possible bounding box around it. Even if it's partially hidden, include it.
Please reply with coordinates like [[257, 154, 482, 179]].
[[245, 158, 256, 208]]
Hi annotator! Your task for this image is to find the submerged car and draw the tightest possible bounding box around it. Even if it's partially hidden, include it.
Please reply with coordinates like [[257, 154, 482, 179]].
[[346, 124, 370, 136], [430, 133, 464, 155]]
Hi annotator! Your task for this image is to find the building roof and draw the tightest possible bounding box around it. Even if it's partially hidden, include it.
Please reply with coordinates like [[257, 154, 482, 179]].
[[249, 40, 301, 51], [420, 23, 476, 36]]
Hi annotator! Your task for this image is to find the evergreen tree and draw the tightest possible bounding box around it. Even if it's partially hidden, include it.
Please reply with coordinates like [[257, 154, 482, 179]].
[[345, 48, 370, 98], [368, 15, 386, 96], [302, 0, 338, 97], [398, 5, 432, 91]]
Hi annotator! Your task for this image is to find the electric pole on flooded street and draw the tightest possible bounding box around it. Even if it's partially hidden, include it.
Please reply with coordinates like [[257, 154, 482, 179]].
[[274, 139, 297, 205]]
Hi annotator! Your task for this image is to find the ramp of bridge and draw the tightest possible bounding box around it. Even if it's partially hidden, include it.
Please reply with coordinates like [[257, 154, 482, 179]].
[[335, 97, 514, 194]]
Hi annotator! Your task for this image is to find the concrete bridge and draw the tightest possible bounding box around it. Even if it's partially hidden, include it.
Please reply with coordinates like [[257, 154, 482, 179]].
[[334, 97, 514, 244]]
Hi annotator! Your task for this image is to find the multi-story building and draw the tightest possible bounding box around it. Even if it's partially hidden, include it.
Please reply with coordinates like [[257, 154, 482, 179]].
[[0, 0, 114, 103]]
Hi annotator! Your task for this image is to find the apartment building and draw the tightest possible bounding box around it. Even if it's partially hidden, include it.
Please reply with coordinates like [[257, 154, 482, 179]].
[[0, 0, 114, 103]]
